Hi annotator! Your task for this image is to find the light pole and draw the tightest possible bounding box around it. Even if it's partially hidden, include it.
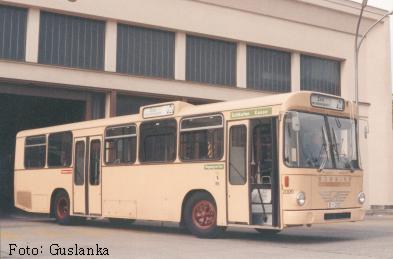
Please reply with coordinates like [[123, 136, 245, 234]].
[[354, 1, 392, 155], [355, 1, 393, 111]]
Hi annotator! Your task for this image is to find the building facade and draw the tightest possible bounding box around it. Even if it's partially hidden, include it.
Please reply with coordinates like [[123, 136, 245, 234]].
[[0, 0, 392, 211]]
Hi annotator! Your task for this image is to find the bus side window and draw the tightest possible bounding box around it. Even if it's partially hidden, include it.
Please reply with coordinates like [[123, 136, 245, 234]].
[[89, 140, 101, 185], [139, 119, 177, 163], [48, 131, 72, 167], [180, 114, 223, 161], [24, 135, 46, 169], [105, 124, 137, 164], [229, 125, 247, 185], [74, 141, 85, 185]]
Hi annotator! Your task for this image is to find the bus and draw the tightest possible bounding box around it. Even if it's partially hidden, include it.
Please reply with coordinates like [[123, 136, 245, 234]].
[[14, 91, 365, 238]]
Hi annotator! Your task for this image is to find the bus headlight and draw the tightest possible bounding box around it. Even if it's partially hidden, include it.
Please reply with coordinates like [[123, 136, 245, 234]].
[[296, 192, 306, 206], [358, 192, 366, 204]]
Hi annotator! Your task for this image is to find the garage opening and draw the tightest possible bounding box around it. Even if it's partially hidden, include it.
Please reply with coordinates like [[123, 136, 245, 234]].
[[0, 93, 86, 214]]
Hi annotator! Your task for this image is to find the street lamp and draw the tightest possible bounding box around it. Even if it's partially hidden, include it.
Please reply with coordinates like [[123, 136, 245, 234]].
[[355, 0, 393, 111], [354, 1, 392, 151]]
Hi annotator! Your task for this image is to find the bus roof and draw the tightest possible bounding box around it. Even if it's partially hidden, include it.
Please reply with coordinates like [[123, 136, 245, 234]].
[[16, 91, 348, 138]]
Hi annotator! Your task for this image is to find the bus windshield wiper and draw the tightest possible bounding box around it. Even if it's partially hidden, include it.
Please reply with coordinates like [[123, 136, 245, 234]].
[[318, 126, 330, 172]]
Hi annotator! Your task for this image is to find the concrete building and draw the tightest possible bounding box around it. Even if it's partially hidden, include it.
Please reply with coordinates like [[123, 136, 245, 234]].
[[0, 0, 392, 211]]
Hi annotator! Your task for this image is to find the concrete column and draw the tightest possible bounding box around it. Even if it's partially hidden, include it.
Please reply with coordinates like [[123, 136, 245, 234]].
[[291, 52, 301, 92], [109, 90, 117, 117], [175, 32, 186, 80], [25, 8, 40, 63], [105, 92, 111, 118], [237, 42, 247, 88], [105, 21, 117, 72], [85, 94, 93, 121]]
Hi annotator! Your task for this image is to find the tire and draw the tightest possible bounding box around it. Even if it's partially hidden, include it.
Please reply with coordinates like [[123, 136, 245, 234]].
[[255, 228, 281, 235], [54, 191, 72, 225], [184, 192, 224, 238]]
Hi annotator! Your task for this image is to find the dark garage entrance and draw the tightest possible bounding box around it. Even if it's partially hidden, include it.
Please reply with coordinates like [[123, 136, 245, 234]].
[[0, 93, 86, 214]]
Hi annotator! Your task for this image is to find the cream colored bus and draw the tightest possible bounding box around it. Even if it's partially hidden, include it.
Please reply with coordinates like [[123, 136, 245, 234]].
[[14, 91, 365, 238]]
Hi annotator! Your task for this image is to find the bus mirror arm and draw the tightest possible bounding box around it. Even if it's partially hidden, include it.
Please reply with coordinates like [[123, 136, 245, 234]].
[[359, 119, 369, 139]]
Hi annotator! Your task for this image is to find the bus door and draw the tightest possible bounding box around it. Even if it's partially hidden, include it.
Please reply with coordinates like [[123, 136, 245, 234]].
[[227, 120, 250, 224], [250, 118, 279, 227], [72, 136, 102, 216]]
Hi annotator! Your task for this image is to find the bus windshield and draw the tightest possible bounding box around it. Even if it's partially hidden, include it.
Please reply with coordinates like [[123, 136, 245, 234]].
[[284, 111, 358, 170]]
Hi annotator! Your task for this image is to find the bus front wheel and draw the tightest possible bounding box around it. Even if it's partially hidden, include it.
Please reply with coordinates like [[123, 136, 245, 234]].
[[54, 191, 71, 225], [184, 192, 224, 238]]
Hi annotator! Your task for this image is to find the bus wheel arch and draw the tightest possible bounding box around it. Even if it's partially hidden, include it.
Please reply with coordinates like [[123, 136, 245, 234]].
[[180, 190, 208, 225], [181, 190, 225, 238], [50, 188, 71, 225]]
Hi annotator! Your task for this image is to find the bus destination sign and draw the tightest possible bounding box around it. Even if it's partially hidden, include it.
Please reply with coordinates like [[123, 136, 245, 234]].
[[230, 107, 272, 119], [143, 104, 175, 118], [310, 94, 345, 111]]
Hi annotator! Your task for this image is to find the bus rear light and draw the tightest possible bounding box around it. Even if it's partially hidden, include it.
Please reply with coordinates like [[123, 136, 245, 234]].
[[284, 176, 289, 187]]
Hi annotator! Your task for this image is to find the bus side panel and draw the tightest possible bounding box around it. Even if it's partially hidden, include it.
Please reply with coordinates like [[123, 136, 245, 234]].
[[15, 169, 73, 214], [14, 138, 73, 214], [101, 163, 227, 226]]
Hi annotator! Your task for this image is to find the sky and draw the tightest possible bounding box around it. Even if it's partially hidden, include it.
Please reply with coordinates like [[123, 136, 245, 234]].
[[352, 0, 393, 90]]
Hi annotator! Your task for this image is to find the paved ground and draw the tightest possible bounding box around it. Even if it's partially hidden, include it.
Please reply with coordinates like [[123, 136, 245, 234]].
[[1, 214, 393, 259]]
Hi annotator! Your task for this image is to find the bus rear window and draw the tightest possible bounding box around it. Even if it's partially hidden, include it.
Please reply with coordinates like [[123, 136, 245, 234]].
[[24, 135, 46, 169], [180, 115, 223, 161], [48, 132, 72, 167], [139, 119, 177, 163], [105, 124, 137, 164]]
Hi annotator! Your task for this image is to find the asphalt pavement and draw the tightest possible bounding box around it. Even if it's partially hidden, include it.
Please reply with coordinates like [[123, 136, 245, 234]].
[[1, 214, 393, 259]]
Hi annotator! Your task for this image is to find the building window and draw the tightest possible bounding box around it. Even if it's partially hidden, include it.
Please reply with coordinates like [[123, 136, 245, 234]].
[[180, 115, 224, 161], [0, 4, 27, 61], [229, 125, 247, 185], [117, 24, 175, 78], [186, 35, 236, 86], [139, 119, 177, 163], [247, 45, 291, 92], [48, 132, 72, 167], [91, 93, 106, 119], [301, 55, 341, 96], [38, 11, 105, 70], [105, 125, 137, 164], [24, 135, 46, 169]]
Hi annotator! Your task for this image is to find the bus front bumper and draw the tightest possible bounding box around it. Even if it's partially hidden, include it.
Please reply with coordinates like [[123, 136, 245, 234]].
[[283, 208, 365, 226]]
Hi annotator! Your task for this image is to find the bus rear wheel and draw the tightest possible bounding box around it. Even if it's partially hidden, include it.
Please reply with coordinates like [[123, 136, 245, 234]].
[[54, 191, 71, 225], [184, 192, 224, 238]]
